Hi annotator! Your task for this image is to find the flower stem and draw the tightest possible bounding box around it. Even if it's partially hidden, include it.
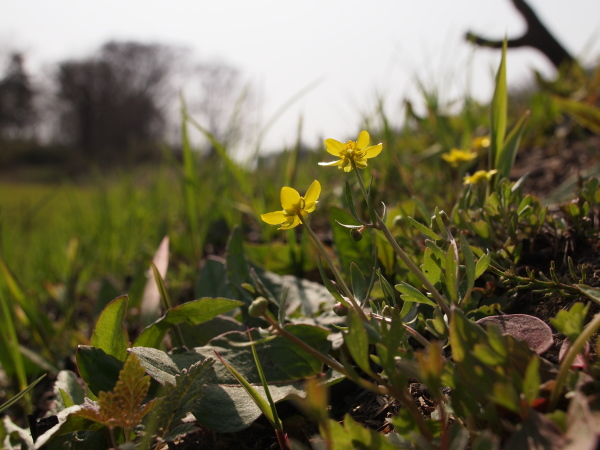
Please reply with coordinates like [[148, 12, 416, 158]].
[[351, 163, 452, 318], [300, 216, 369, 322]]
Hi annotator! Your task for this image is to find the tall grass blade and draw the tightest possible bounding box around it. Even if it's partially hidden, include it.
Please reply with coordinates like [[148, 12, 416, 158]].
[[491, 40, 508, 171]]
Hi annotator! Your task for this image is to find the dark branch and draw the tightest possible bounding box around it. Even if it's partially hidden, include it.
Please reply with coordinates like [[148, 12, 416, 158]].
[[465, 0, 576, 70]]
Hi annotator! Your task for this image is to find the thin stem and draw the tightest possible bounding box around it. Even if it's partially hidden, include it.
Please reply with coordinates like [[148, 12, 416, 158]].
[[300, 216, 369, 322], [351, 164, 452, 317], [549, 311, 600, 410], [370, 313, 432, 348], [264, 314, 432, 439], [376, 217, 452, 317]]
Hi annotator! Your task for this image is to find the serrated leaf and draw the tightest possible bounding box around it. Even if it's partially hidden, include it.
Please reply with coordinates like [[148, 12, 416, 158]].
[[132, 324, 337, 433], [153, 358, 214, 441], [75, 353, 155, 432], [90, 295, 129, 362]]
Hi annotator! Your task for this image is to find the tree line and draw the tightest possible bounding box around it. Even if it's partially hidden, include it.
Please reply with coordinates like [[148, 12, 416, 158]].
[[0, 40, 252, 168]]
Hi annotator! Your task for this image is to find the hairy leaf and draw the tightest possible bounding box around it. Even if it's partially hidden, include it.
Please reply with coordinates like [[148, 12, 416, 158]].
[[75, 353, 155, 432], [152, 358, 214, 442]]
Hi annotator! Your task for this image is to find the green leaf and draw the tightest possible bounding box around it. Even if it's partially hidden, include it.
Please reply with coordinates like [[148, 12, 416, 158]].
[[214, 351, 278, 428], [341, 413, 397, 449], [422, 247, 443, 286], [523, 356, 541, 405], [344, 181, 369, 226], [460, 233, 476, 301], [330, 207, 373, 278], [395, 282, 436, 308], [350, 263, 368, 304], [32, 406, 106, 448], [90, 295, 129, 362], [491, 382, 521, 414], [471, 220, 491, 239], [577, 284, 600, 306], [195, 257, 236, 299], [450, 308, 487, 363], [475, 252, 491, 279], [377, 269, 397, 307], [344, 311, 371, 375], [134, 298, 243, 348], [76, 346, 124, 396], [53, 370, 85, 411], [317, 257, 345, 304], [550, 302, 589, 343], [132, 324, 337, 433], [152, 358, 215, 441], [408, 216, 443, 241], [553, 96, 600, 134], [0, 374, 45, 415], [496, 111, 529, 179], [491, 40, 507, 169], [225, 226, 255, 307], [445, 242, 459, 304], [75, 353, 156, 432]]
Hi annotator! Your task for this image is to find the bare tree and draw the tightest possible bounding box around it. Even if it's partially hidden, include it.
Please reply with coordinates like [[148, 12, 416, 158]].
[[55, 41, 180, 163], [188, 60, 255, 153], [0, 53, 37, 139], [465, 0, 577, 70]]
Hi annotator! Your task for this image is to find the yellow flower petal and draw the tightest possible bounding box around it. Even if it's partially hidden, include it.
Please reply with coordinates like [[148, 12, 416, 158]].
[[280, 187, 300, 212], [318, 160, 344, 167], [279, 216, 301, 230], [324, 138, 346, 156], [261, 211, 287, 225], [356, 130, 370, 149], [304, 180, 321, 205], [364, 143, 383, 159]]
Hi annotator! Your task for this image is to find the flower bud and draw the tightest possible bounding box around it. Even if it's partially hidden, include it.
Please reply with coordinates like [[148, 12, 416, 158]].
[[333, 301, 349, 316], [350, 228, 363, 242], [382, 305, 392, 317], [249, 296, 269, 318]]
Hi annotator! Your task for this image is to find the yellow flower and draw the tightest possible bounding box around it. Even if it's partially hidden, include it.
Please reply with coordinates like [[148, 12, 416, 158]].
[[441, 148, 478, 168], [261, 180, 321, 230], [319, 130, 382, 172], [463, 169, 498, 185], [471, 136, 490, 151]]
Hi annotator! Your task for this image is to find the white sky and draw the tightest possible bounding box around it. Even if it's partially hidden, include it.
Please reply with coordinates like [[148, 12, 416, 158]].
[[2, 0, 599, 154]]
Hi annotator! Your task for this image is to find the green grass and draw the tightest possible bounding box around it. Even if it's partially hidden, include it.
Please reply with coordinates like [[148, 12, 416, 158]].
[[1, 56, 600, 449]]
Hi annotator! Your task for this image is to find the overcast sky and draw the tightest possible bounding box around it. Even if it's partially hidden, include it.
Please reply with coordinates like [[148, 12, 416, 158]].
[[2, 0, 599, 154]]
